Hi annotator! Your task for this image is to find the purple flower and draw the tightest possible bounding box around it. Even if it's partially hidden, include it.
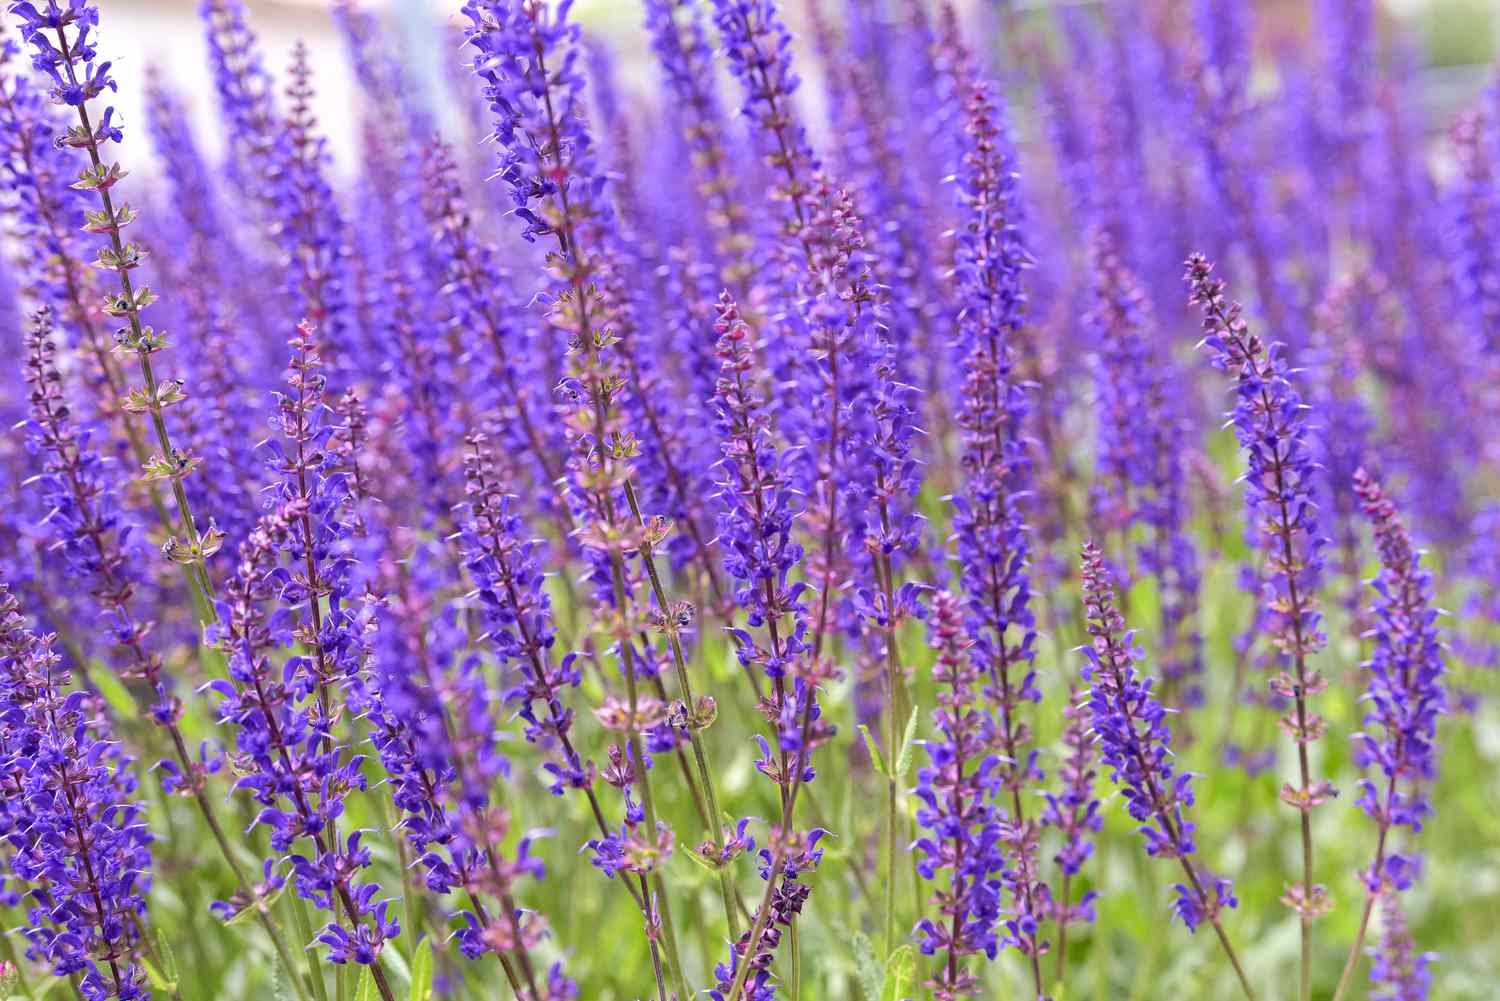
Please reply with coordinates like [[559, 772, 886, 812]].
[[1085, 228, 1156, 538], [142, 72, 261, 558], [0, 586, 153, 1001], [948, 66, 1047, 967], [419, 141, 564, 525], [1450, 105, 1500, 362], [1080, 541, 1236, 935], [709, 829, 825, 1001], [1350, 469, 1446, 891], [584, 749, 672, 881], [1187, 255, 1335, 927], [463, 0, 602, 244], [711, 0, 817, 220], [712, 295, 807, 655], [642, 0, 754, 285], [1307, 276, 1380, 624], [12, 0, 220, 603], [0, 39, 121, 432], [9, 1, 115, 108], [458, 433, 589, 797], [1088, 233, 1203, 708], [200, 0, 278, 179], [207, 499, 393, 968], [911, 590, 1006, 994], [1367, 892, 1435, 1001], [20, 308, 182, 731], [1041, 687, 1101, 945]]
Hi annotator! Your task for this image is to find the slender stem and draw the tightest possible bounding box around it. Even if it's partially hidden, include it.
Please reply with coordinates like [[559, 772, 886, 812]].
[[1240, 302, 1321, 1001], [623, 480, 741, 937], [52, 25, 216, 614], [521, 12, 695, 992], [613, 556, 692, 1001], [790, 925, 801, 1001], [639, 875, 671, 1001], [1331, 553, 1422, 1001], [1098, 629, 1257, 1001], [289, 880, 332, 1001], [1055, 871, 1073, 986], [1329, 865, 1381, 1001]]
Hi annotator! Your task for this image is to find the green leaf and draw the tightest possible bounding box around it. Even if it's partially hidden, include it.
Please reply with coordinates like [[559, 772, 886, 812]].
[[894, 705, 921, 780], [223, 879, 288, 926], [851, 932, 882, 1001], [880, 944, 916, 1001], [407, 939, 434, 1001], [355, 967, 378, 1001], [141, 955, 174, 993], [154, 928, 179, 984], [857, 724, 889, 778], [273, 960, 296, 1001]]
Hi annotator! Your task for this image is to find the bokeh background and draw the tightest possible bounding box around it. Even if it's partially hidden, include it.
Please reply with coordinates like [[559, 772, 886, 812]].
[[92, 0, 1500, 176]]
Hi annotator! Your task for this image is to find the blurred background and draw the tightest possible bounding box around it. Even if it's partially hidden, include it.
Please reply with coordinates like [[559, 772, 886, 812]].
[[82, 0, 1500, 177]]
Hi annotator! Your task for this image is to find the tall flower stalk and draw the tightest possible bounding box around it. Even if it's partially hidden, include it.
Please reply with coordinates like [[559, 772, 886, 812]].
[[0, 37, 209, 616], [708, 294, 833, 1001], [1329, 470, 1446, 1001], [912, 590, 1005, 999], [1080, 542, 1256, 1001], [949, 65, 1047, 993], [456, 431, 650, 995], [19, 307, 313, 1001], [11, 0, 222, 615], [0, 585, 154, 1001], [210, 500, 399, 1001], [462, 2, 721, 989], [1041, 688, 1100, 985], [1187, 253, 1330, 1001], [713, 3, 921, 965]]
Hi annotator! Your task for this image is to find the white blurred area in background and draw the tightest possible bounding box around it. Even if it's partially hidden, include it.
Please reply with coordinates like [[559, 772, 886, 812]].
[[31, 0, 654, 177], [9, 0, 1498, 181]]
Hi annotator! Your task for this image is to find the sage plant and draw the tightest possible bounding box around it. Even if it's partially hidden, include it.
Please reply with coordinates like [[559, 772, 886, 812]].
[[1188, 252, 1330, 1001]]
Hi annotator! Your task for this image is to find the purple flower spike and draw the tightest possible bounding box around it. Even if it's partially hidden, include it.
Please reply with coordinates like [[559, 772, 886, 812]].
[[0, 586, 154, 1001], [1367, 892, 1435, 1001], [1042, 687, 1101, 965], [1080, 542, 1241, 945], [948, 64, 1047, 978], [459, 433, 590, 797], [20, 308, 182, 732], [911, 590, 1006, 998], [1350, 470, 1446, 894], [1187, 252, 1332, 928]]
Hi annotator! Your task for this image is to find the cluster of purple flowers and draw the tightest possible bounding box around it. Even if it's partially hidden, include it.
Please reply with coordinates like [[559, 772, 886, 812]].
[[0, 0, 1494, 999], [0, 585, 153, 1001], [1350, 470, 1446, 890], [911, 590, 1005, 998], [1080, 542, 1237, 938]]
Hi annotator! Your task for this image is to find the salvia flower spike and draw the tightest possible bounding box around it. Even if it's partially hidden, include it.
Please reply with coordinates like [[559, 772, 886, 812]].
[[1080, 541, 1256, 1001], [1329, 470, 1446, 1001], [1187, 251, 1330, 1001]]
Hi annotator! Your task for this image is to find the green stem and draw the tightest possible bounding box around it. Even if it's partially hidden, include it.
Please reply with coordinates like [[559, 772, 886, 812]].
[[289, 896, 331, 1001], [612, 543, 690, 1001], [51, 26, 218, 620], [623, 481, 742, 938]]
